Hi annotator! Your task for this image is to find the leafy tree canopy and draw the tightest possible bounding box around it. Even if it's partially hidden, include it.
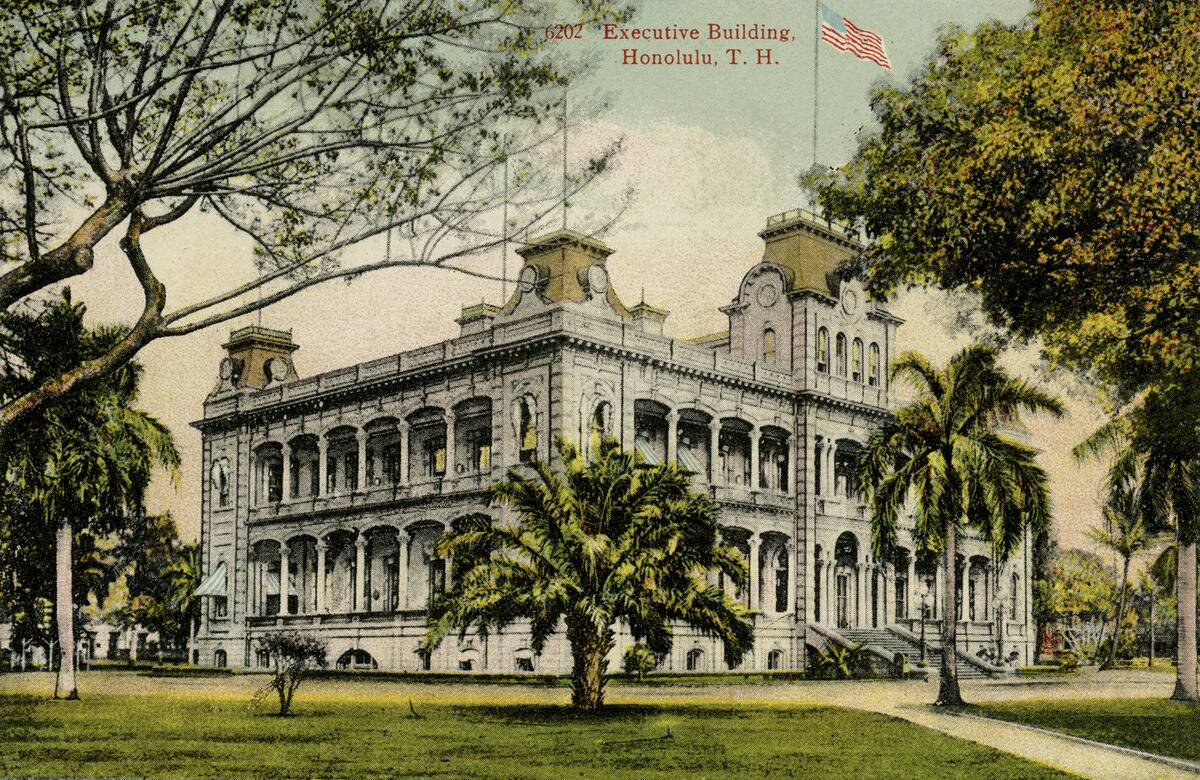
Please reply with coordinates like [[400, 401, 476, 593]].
[[805, 0, 1200, 405], [425, 438, 754, 710], [1034, 548, 1116, 622], [0, 0, 633, 434]]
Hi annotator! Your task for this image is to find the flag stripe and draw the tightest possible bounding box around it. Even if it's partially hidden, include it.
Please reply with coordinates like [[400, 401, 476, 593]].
[[819, 9, 891, 70]]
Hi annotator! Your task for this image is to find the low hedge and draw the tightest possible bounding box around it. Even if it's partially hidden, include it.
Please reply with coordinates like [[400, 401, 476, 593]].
[[148, 664, 239, 677], [1017, 664, 1078, 676]]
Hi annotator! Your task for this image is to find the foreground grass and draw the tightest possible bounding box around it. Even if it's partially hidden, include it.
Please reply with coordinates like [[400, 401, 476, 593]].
[[975, 698, 1200, 763], [0, 691, 1072, 779]]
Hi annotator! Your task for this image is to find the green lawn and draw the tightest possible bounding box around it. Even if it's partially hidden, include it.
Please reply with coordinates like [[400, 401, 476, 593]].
[[975, 698, 1200, 763], [0, 690, 1073, 779]]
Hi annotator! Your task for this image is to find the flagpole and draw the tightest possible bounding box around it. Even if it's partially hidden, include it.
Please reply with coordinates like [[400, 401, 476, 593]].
[[812, 0, 820, 171]]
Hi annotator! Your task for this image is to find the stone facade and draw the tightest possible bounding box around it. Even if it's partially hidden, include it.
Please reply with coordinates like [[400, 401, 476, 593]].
[[193, 210, 1035, 674]]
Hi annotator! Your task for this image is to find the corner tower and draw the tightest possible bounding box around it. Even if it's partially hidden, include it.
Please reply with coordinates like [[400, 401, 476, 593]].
[[723, 209, 898, 406], [212, 325, 299, 393]]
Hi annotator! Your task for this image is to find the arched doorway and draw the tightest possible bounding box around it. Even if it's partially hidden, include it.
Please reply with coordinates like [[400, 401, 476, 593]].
[[834, 532, 859, 629]]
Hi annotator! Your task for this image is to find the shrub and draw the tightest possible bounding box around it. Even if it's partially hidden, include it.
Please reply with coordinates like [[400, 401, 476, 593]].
[[622, 643, 657, 681], [1057, 650, 1081, 672], [809, 643, 873, 680], [253, 631, 327, 716]]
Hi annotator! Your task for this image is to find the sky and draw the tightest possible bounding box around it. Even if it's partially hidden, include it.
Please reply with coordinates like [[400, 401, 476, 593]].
[[64, 0, 1112, 550]]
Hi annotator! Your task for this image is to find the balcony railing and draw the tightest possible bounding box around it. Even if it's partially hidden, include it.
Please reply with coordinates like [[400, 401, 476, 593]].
[[249, 471, 492, 522]]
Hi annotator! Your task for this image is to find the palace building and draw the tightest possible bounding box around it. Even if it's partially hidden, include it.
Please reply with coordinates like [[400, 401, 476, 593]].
[[192, 209, 1035, 675]]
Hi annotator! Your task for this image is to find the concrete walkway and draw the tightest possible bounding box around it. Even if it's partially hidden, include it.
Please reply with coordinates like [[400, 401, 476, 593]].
[[805, 673, 1200, 780], [885, 701, 1199, 780]]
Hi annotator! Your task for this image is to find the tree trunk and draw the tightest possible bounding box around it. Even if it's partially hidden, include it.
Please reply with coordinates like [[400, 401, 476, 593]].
[[1149, 583, 1156, 668], [188, 616, 196, 665], [54, 518, 78, 700], [567, 618, 613, 711], [936, 521, 963, 706], [1172, 537, 1197, 702], [1104, 559, 1130, 670]]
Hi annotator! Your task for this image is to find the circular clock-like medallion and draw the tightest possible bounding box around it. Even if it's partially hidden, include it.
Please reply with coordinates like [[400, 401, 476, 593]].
[[756, 283, 780, 308], [841, 286, 860, 316], [517, 265, 540, 293], [218, 357, 234, 380], [586, 264, 609, 295], [264, 357, 288, 383]]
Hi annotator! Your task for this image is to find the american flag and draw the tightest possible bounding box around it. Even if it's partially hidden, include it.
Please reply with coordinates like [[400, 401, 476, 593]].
[[818, 2, 892, 71]]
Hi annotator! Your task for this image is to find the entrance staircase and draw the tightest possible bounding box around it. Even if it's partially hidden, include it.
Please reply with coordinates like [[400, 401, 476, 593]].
[[834, 627, 997, 679]]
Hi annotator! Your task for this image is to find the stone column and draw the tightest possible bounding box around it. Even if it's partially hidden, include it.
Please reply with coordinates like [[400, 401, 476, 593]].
[[825, 559, 834, 627], [709, 419, 721, 483], [317, 438, 328, 497], [825, 444, 835, 496], [935, 565, 945, 621], [786, 540, 796, 615], [444, 411, 457, 479], [356, 432, 367, 492], [908, 557, 917, 621], [281, 442, 292, 502], [315, 539, 327, 613], [748, 536, 761, 612], [278, 543, 291, 615], [750, 425, 761, 491], [666, 410, 679, 464], [397, 530, 410, 610], [354, 534, 367, 612], [398, 422, 410, 485]]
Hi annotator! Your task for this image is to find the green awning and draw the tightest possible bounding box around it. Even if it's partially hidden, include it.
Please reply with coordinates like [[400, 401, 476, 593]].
[[194, 562, 227, 597]]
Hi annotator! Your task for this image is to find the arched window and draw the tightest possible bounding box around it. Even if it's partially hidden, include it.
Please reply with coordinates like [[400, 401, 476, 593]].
[[211, 459, 230, 508], [762, 327, 776, 365], [513, 395, 538, 463], [213, 648, 227, 668], [767, 649, 784, 670], [851, 338, 864, 382], [816, 327, 829, 372], [835, 333, 847, 377], [774, 546, 789, 613], [1010, 572, 1020, 620], [868, 343, 880, 387], [589, 401, 613, 457], [686, 648, 704, 672]]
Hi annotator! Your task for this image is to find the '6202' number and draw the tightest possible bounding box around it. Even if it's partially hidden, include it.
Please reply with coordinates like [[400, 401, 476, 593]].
[[545, 24, 583, 40]]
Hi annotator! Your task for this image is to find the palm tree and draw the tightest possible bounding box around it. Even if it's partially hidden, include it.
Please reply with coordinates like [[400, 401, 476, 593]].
[[859, 345, 1061, 706], [2, 299, 179, 699], [424, 437, 755, 711], [1073, 385, 1200, 702], [1086, 473, 1152, 670], [166, 543, 201, 664]]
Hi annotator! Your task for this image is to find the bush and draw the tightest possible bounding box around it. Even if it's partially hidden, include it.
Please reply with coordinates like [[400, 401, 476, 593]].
[[622, 643, 657, 681], [809, 643, 873, 680], [253, 631, 327, 716], [1057, 650, 1081, 671]]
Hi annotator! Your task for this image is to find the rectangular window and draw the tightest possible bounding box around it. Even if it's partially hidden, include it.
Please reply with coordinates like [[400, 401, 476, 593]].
[[214, 596, 228, 618], [267, 461, 283, 503], [327, 457, 338, 492], [384, 444, 401, 483], [344, 452, 358, 491]]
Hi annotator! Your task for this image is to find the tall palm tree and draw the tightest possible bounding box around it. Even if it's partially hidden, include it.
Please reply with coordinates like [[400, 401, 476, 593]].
[[166, 543, 201, 663], [1074, 385, 1200, 702], [1086, 473, 1153, 669], [859, 345, 1061, 706], [424, 437, 754, 711], [2, 300, 179, 699]]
